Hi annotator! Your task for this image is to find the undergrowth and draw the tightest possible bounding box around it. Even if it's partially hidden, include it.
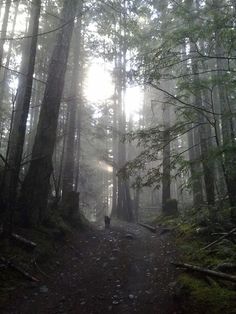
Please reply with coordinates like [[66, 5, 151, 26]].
[[0, 213, 89, 308], [153, 207, 236, 314], [179, 274, 236, 314]]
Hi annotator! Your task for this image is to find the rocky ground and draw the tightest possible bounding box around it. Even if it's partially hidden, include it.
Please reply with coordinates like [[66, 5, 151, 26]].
[[1, 221, 182, 314]]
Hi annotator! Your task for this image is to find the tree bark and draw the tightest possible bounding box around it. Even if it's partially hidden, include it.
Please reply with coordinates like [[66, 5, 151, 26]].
[[2, 0, 41, 235], [116, 1, 133, 222], [189, 39, 215, 207], [213, 0, 236, 211], [162, 119, 171, 211], [188, 125, 204, 208], [0, 1, 19, 115], [19, 0, 78, 227], [61, 17, 82, 219], [181, 37, 204, 208], [0, 0, 11, 71], [112, 64, 118, 215]]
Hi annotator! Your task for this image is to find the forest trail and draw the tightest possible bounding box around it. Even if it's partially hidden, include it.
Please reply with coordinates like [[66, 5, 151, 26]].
[[2, 222, 181, 314]]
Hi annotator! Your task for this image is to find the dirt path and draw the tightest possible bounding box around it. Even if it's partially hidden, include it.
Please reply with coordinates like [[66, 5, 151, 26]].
[[2, 221, 181, 314]]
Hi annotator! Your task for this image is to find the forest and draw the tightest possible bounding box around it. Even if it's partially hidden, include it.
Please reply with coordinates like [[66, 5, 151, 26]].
[[0, 0, 236, 313]]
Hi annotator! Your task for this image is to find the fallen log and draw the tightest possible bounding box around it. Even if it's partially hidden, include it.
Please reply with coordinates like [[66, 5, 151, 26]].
[[0, 257, 40, 282], [215, 263, 236, 273], [211, 232, 236, 236], [202, 227, 236, 251], [138, 223, 156, 233], [172, 262, 236, 283], [11, 233, 37, 249]]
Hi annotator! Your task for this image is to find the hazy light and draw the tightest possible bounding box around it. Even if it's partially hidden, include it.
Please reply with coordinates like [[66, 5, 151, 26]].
[[84, 62, 113, 103], [85, 59, 143, 119], [99, 161, 113, 173], [125, 86, 143, 120]]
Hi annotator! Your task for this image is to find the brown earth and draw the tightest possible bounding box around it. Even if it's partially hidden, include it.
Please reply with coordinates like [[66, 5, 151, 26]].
[[1, 221, 182, 314]]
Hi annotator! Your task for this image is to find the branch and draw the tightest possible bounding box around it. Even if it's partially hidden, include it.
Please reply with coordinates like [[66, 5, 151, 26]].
[[11, 233, 37, 249], [138, 222, 156, 233], [201, 227, 236, 251], [172, 262, 236, 283], [0, 257, 40, 282], [148, 82, 221, 116], [0, 153, 10, 169], [0, 64, 46, 84]]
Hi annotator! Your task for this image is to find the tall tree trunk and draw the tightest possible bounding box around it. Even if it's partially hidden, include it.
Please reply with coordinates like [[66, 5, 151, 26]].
[[116, 83, 133, 221], [189, 38, 215, 207], [74, 29, 84, 194], [2, 0, 41, 235], [0, 1, 19, 115], [180, 19, 204, 208], [74, 99, 82, 193], [112, 59, 118, 215], [19, 0, 78, 227], [188, 125, 204, 208], [116, 1, 133, 221], [53, 107, 68, 210], [112, 107, 118, 214], [62, 16, 82, 219], [116, 51, 133, 221], [213, 0, 236, 212], [133, 187, 140, 221], [162, 128, 171, 208], [162, 104, 171, 211], [0, 0, 11, 71]]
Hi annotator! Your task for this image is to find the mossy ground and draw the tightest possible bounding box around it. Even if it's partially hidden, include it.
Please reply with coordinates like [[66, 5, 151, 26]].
[[153, 210, 236, 314], [179, 274, 236, 314]]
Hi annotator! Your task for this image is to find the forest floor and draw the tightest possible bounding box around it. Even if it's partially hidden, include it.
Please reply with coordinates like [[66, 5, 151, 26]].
[[1, 221, 182, 314]]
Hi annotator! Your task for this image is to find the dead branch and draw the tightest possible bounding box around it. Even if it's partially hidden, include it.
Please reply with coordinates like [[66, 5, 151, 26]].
[[202, 227, 236, 251], [11, 233, 37, 249], [211, 232, 236, 236], [0, 257, 40, 282], [33, 260, 51, 279], [0, 153, 10, 169], [215, 263, 236, 273], [172, 262, 236, 283], [138, 223, 156, 233]]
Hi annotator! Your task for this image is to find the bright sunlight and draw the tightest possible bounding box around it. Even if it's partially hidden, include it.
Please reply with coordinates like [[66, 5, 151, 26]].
[[85, 59, 143, 120], [84, 61, 113, 103]]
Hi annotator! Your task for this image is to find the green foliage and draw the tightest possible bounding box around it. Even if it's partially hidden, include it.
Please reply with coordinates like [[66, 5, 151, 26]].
[[179, 274, 236, 314], [155, 210, 236, 314], [123, 0, 236, 209]]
